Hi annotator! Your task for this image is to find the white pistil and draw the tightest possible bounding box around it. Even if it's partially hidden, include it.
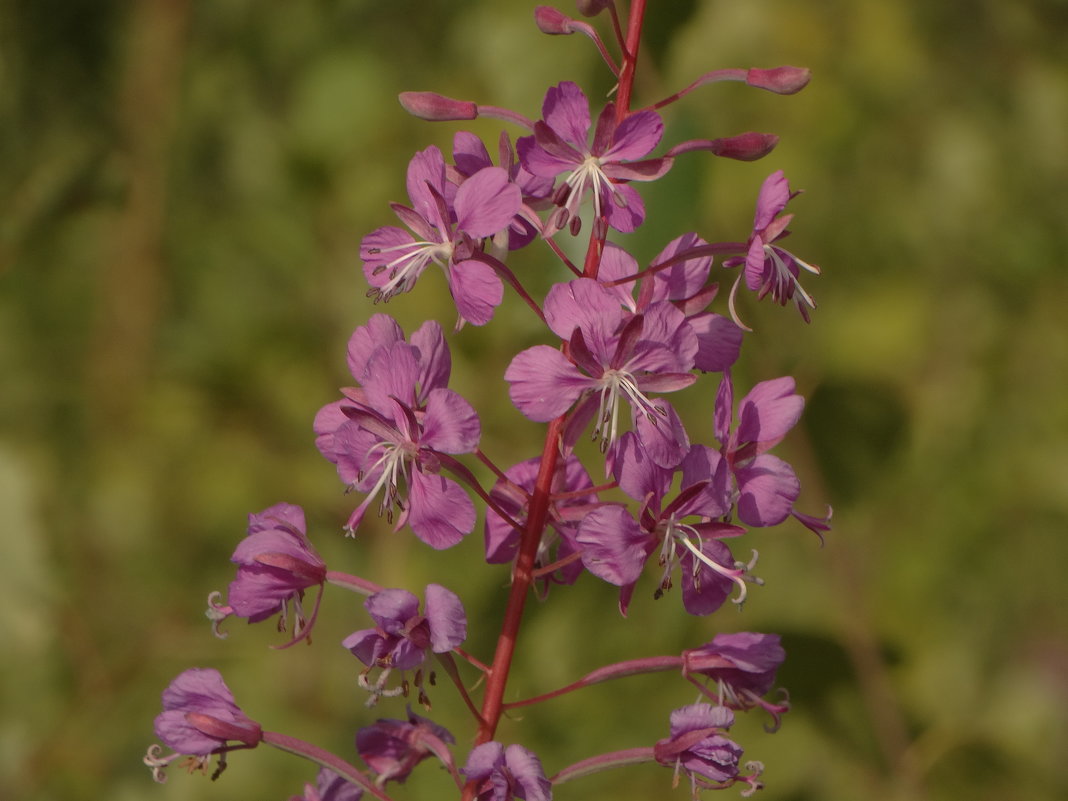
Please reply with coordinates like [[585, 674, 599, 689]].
[[357, 440, 412, 519], [370, 239, 452, 300], [593, 368, 662, 449]]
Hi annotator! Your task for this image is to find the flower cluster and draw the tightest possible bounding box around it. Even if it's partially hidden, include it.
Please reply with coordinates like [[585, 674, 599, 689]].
[[146, 4, 829, 801]]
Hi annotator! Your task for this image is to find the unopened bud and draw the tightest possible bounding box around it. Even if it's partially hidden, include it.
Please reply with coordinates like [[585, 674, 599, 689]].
[[535, 6, 574, 34], [575, 0, 611, 16], [746, 66, 811, 95], [398, 92, 478, 121], [710, 132, 779, 161]]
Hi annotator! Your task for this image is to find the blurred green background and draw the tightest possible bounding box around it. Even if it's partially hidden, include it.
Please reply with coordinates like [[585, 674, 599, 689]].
[[3, 1, 1067, 800]]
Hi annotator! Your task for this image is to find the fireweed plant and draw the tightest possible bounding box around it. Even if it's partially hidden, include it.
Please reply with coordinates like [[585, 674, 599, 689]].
[[145, 3, 832, 800]]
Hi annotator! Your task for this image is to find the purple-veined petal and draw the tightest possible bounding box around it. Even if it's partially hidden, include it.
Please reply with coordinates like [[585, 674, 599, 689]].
[[452, 131, 492, 175], [680, 540, 736, 616], [505, 345, 591, 421], [346, 315, 405, 381], [603, 182, 645, 233], [541, 81, 591, 150], [601, 109, 663, 162], [410, 319, 451, 399], [407, 471, 475, 549], [735, 453, 800, 526], [361, 342, 420, 416], [421, 388, 480, 454], [447, 258, 504, 326], [405, 146, 450, 229], [454, 167, 522, 239], [713, 371, 734, 445], [424, 583, 467, 652], [365, 588, 420, 632], [633, 400, 690, 469], [577, 505, 651, 585], [543, 278, 623, 353], [689, 312, 743, 372], [753, 170, 790, 231], [504, 744, 552, 801], [736, 376, 803, 446], [648, 233, 712, 303]]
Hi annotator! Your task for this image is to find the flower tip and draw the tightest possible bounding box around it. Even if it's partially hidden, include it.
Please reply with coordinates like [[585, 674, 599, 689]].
[[746, 66, 812, 95], [398, 91, 478, 121], [711, 132, 779, 162], [534, 6, 574, 34]]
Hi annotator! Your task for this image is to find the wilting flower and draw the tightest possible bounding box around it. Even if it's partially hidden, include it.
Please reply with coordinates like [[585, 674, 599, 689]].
[[517, 81, 671, 234], [343, 584, 466, 704], [144, 668, 261, 783], [356, 707, 455, 785], [725, 169, 820, 326], [315, 315, 480, 549], [683, 632, 790, 728], [462, 741, 552, 801], [654, 704, 763, 796], [207, 503, 326, 645]]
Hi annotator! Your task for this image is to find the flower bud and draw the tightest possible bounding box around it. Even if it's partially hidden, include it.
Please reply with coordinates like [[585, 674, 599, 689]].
[[710, 132, 779, 161], [746, 66, 812, 95], [398, 91, 478, 121], [535, 6, 574, 34]]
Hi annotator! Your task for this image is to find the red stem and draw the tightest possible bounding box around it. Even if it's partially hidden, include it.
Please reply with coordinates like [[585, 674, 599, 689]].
[[615, 0, 647, 120]]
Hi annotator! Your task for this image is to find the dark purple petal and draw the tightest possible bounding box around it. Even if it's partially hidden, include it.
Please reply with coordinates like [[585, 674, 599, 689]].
[[424, 583, 467, 652], [680, 540, 736, 616], [310, 767, 365, 801], [612, 431, 671, 504], [632, 401, 690, 469], [452, 131, 493, 175], [713, 372, 734, 445], [648, 233, 712, 303]]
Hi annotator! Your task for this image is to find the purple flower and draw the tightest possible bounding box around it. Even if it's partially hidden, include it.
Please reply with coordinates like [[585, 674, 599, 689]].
[[714, 371, 803, 528], [360, 145, 521, 325], [504, 278, 696, 467], [517, 81, 671, 234], [153, 668, 262, 755], [462, 742, 552, 801], [314, 315, 480, 549], [484, 454, 597, 590], [208, 503, 326, 644], [653, 704, 747, 794], [576, 432, 754, 616], [598, 236, 743, 373], [452, 131, 553, 251], [343, 584, 466, 703], [725, 170, 820, 326], [683, 632, 790, 728], [292, 768, 364, 801], [356, 707, 455, 785]]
